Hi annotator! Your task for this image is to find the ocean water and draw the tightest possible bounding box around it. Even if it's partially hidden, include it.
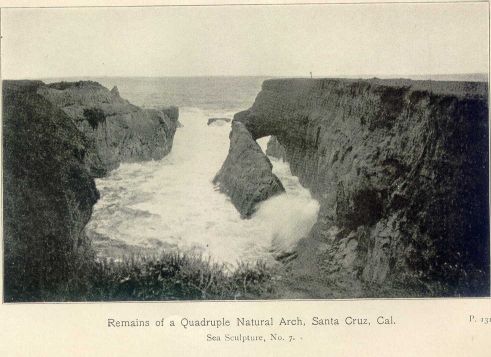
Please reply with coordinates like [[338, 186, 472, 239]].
[[83, 77, 319, 267], [47, 76, 269, 112]]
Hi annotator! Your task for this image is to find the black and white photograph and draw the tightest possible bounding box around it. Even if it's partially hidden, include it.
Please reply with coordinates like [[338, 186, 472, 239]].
[[1, 1, 489, 305]]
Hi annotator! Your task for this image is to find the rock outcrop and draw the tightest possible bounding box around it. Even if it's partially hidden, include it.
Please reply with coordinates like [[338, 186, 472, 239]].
[[3, 81, 101, 301], [265, 136, 287, 161], [208, 117, 231, 126], [213, 122, 285, 217], [37, 81, 179, 173], [231, 78, 489, 296], [3, 80, 179, 301]]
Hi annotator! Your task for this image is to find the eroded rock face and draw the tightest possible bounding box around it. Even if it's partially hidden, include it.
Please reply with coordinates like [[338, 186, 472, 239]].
[[3, 80, 179, 301], [37, 81, 179, 173], [3, 81, 101, 301], [235, 78, 489, 296], [213, 121, 285, 218]]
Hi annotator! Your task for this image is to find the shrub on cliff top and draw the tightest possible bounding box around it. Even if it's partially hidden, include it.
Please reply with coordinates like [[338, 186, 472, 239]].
[[83, 108, 106, 129]]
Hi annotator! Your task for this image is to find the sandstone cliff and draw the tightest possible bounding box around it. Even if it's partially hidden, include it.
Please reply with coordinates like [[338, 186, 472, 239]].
[[213, 121, 285, 217], [232, 78, 489, 296], [37, 81, 179, 174], [3, 81, 102, 301], [3, 80, 179, 301]]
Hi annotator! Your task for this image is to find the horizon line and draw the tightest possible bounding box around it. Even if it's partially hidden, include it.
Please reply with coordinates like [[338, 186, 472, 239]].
[[2, 72, 489, 81]]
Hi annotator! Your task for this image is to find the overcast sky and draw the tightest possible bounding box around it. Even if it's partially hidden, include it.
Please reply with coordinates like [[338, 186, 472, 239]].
[[1, 3, 488, 79]]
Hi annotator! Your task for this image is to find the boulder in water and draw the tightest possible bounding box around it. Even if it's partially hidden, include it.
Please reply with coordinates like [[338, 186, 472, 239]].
[[213, 121, 285, 218], [208, 117, 231, 126]]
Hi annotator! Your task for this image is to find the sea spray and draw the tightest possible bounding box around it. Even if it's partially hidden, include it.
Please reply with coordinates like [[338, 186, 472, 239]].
[[255, 194, 320, 255], [86, 109, 319, 267]]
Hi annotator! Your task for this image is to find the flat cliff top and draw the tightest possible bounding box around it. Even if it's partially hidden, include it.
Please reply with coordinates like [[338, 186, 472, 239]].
[[262, 77, 488, 99]]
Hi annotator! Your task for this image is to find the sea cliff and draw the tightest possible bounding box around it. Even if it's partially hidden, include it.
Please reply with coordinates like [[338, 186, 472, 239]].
[[3, 80, 179, 301], [37, 81, 179, 174], [226, 78, 489, 296]]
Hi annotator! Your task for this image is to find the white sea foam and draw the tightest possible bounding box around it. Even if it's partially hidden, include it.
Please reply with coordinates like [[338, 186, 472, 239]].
[[86, 108, 319, 267]]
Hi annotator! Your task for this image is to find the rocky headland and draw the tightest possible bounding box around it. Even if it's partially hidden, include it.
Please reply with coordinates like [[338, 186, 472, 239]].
[[219, 78, 489, 297], [37, 81, 179, 174], [3, 80, 179, 301]]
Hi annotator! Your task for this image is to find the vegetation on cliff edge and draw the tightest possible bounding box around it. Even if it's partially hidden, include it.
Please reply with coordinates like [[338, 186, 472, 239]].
[[36, 250, 277, 302]]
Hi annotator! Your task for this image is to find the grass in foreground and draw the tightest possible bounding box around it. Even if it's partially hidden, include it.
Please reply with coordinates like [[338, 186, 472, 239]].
[[50, 251, 278, 301]]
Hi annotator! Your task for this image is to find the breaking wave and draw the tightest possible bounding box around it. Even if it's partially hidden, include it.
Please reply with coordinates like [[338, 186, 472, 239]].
[[86, 108, 319, 267]]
